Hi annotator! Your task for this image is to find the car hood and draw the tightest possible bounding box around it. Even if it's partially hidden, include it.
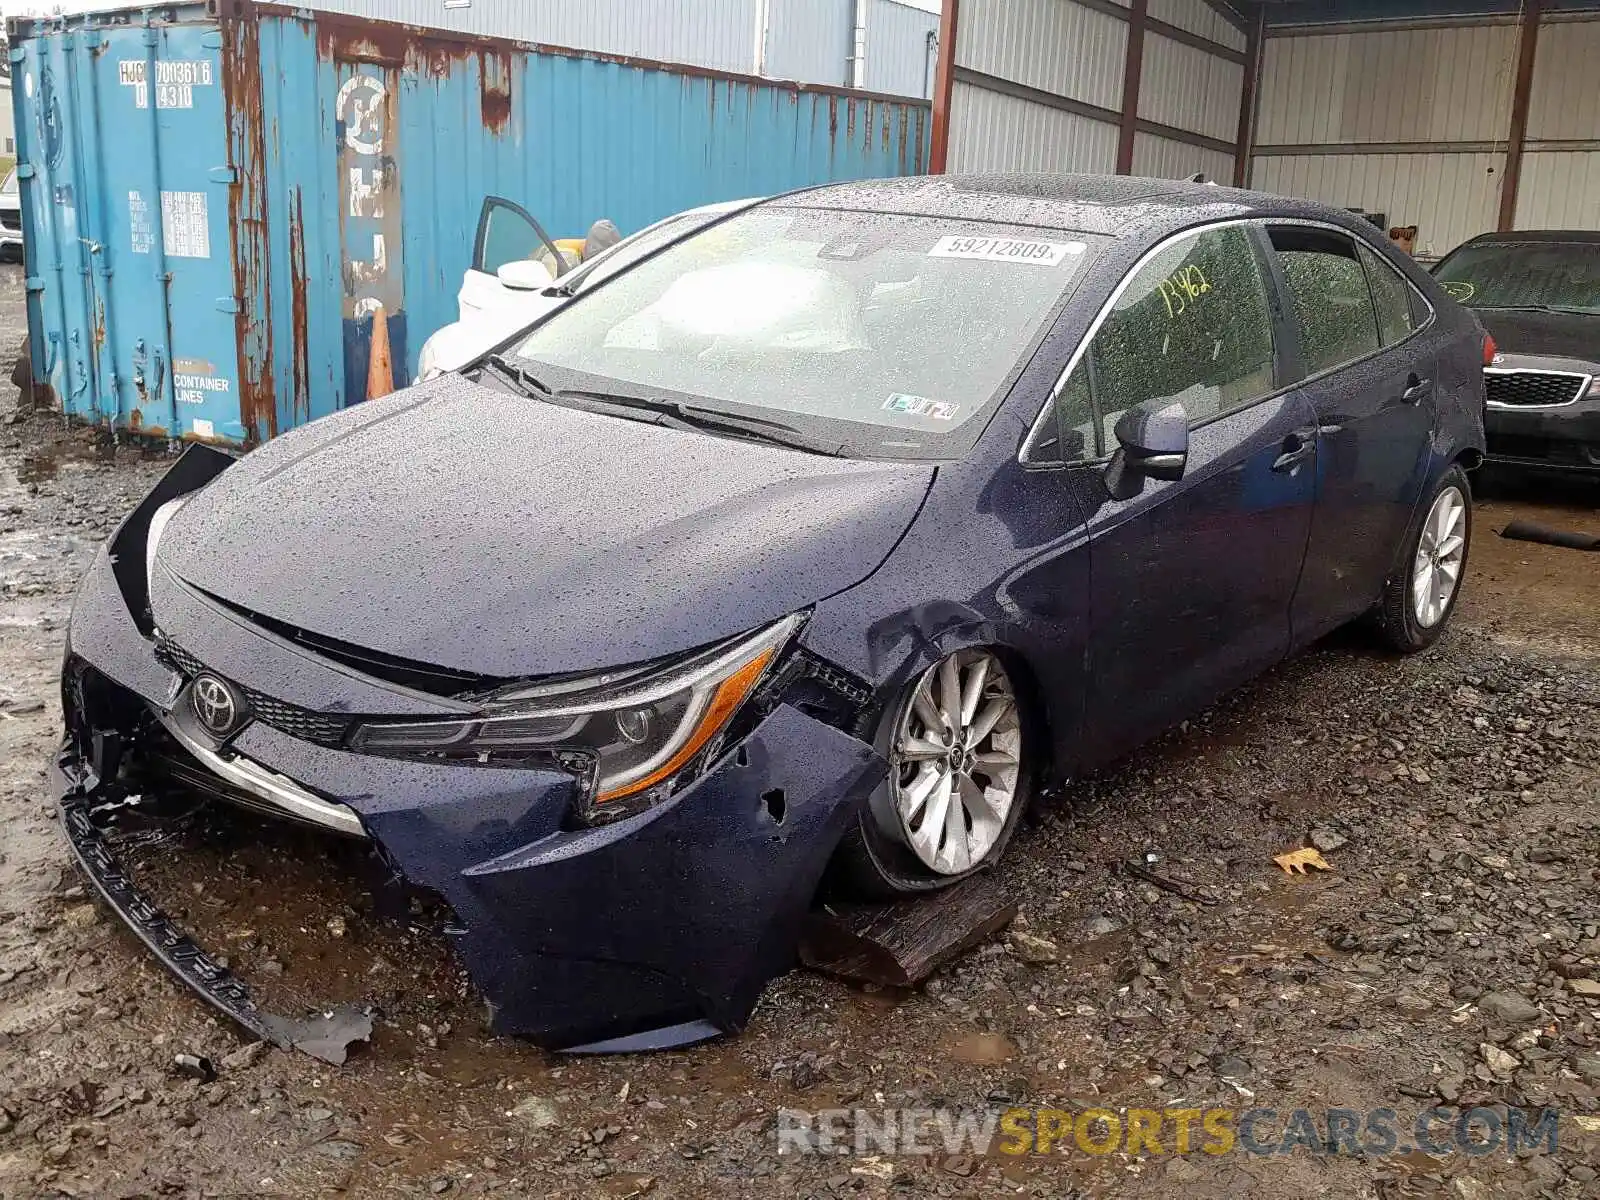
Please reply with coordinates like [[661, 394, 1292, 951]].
[[158, 376, 934, 679], [1476, 308, 1600, 363]]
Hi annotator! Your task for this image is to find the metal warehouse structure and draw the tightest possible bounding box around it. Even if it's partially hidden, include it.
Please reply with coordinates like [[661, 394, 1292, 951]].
[[301, 0, 943, 97], [931, 0, 1600, 256]]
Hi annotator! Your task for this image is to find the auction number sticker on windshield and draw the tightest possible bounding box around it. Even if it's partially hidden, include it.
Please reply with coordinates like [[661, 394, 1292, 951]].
[[928, 235, 1084, 266], [884, 393, 959, 420]]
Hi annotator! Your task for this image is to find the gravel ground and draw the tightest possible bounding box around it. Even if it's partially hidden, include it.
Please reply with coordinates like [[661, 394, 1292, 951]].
[[1, 260, 1598, 1198]]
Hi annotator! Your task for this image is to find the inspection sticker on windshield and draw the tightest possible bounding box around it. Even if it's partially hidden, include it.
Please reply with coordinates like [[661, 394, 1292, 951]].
[[928, 235, 1084, 266], [884, 393, 958, 421]]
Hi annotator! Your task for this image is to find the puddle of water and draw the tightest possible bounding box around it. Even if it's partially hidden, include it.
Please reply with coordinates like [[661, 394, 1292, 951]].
[[943, 1031, 1017, 1065]]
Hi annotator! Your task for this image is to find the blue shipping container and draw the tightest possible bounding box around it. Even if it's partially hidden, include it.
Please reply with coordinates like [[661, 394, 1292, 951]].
[[9, 1, 929, 444]]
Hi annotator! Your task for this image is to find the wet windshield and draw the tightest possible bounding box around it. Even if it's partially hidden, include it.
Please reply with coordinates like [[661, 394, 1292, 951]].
[[565, 209, 729, 294], [513, 206, 1101, 458], [1433, 241, 1600, 313], [0, 171, 16, 197]]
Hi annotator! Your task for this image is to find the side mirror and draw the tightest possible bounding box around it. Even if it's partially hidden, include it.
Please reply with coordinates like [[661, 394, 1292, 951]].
[[1104, 400, 1188, 499], [497, 259, 555, 291]]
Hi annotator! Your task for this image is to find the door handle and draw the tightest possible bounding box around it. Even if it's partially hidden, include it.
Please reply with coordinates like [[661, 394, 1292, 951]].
[[1271, 429, 1315, 474], [1402, 374, 1433, 403]]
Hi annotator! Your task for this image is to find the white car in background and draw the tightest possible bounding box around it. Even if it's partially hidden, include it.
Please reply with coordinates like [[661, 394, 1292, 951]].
[[417, 197, 758, 380], [0, 169, 24, 259]]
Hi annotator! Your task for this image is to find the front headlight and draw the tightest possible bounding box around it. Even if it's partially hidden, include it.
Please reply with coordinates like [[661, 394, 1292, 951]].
[[350, 614, 804, 820]]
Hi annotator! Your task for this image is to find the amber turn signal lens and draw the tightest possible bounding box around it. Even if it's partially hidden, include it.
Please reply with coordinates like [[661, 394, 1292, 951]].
[[593, 647, 776, 806]]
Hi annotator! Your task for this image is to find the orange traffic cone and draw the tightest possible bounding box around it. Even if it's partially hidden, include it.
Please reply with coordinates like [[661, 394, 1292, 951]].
[[367, 305, 395, 401]]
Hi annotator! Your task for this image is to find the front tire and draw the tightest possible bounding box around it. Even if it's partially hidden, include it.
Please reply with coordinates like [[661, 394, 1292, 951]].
[[832, 647, 1034, 899], [1375, 464, 1472, 653]]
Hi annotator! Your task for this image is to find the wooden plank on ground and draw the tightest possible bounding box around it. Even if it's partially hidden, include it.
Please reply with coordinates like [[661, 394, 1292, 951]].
[[798, 873, 1016, 988]]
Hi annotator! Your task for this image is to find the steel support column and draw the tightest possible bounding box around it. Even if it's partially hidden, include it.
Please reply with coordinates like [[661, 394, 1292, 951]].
[[1498, 0, 1542, 231], [1116, 0, 1148, 175], [930, 0, 959, 173], [1234, 4, 1265, 186]]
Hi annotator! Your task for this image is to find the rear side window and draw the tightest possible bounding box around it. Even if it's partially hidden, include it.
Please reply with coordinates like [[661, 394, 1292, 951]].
[[1052, 225, 1277, 458], [1270, 227, 1380, 377], [1358, 242, 1417, 346]]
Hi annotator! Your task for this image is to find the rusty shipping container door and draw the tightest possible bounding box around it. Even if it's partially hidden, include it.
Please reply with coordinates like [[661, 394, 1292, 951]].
[[11, 1, 930, 445], [13, 16, 245, 440]]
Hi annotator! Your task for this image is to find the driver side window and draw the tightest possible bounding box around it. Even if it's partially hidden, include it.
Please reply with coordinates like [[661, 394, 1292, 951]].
[[1052, 225, 1278, 459]]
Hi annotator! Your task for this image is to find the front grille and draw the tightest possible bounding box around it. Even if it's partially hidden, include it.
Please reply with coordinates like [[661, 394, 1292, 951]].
[[244, 693, 349, 747], [0, 212, 20, 233], [1485, 371, 1587, 408], [156, 636, 351, 748]]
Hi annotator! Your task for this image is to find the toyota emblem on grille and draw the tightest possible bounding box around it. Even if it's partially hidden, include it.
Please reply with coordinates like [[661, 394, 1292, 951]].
[[191, 674, 244, 737]]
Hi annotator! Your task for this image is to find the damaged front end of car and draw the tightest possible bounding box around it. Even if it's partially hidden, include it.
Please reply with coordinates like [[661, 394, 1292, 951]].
[[52, 447, 888, 1056]]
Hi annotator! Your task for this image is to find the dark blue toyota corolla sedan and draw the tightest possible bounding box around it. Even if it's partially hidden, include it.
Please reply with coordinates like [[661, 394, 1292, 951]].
[[54, 175, 1487, 1054]]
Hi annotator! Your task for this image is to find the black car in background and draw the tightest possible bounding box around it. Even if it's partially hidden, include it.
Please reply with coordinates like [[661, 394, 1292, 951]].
[[1433, 231, 1600, 476]]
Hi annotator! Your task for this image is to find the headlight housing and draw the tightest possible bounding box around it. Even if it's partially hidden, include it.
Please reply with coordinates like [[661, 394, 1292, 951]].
[[349, 614, 804, 821]]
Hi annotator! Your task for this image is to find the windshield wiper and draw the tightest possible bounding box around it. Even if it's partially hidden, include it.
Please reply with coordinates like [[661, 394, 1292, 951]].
[[478, 352, 554, 398], [1483, 304, 1599, 316], [551, 389, 846, 457]]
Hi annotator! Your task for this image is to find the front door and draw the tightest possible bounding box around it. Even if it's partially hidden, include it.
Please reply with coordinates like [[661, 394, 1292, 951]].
[[1056, 223, 1320, 759], [467, 196, 567, 316], [1265, 227, 1438, 642]]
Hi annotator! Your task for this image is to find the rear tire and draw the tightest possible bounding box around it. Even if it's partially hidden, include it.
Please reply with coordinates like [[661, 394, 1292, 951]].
[[831, 647, 1035, 900], [1375, 464, 1472, 653]]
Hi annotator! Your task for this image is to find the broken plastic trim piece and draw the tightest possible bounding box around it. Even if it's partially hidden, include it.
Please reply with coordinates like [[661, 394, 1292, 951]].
[[53, 755, 374, 1065], [560, 1018, 724, 1055]]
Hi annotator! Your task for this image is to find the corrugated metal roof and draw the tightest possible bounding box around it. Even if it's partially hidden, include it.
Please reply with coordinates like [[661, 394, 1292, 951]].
[[1132, 131, 1233, 181], [1256, 24, 1518, 145], [947, 78, 1120, 173], [1148, 0, 1247, 51], [1515, 151, 1600, 230], [956, 0, 1128, 111], [1527, 17, 1600, 141], [1138, 31, 1243, 143], [1251, 151, 1504, 257]]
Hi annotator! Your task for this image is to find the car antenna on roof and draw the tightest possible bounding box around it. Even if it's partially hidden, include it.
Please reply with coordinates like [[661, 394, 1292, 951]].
[[1186, 173, 1218, 186]]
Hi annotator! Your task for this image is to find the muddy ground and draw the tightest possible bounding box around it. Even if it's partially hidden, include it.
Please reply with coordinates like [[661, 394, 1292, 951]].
[[0, 259, 1597, 1198]]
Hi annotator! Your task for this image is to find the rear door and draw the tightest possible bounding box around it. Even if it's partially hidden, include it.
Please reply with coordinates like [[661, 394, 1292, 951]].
[[1266, 226, 1437, 642], [1062, 223, 1321, 756]]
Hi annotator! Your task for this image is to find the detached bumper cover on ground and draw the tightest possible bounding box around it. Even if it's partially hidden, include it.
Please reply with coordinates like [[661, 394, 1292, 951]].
[[52, 457, 886, 1052]]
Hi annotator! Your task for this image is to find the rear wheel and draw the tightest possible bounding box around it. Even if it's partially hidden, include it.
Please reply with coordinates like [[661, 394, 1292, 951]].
[[832, 647, 1033, 898], [1375, 465, 1472, 653]]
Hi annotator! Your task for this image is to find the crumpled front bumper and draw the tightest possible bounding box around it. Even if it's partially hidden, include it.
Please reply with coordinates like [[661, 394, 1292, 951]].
[[55, 533, 885, 1053]]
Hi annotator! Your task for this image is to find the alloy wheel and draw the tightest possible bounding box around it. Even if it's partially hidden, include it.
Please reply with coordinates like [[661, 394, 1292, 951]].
[[1412, 485, 1468, 628], [888, 649, 1022, 875]]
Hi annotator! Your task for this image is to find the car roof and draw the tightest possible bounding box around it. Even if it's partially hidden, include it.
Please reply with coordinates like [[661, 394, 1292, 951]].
[[1453, 229, 1600, 247], [775, 173, 1377, 242]]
